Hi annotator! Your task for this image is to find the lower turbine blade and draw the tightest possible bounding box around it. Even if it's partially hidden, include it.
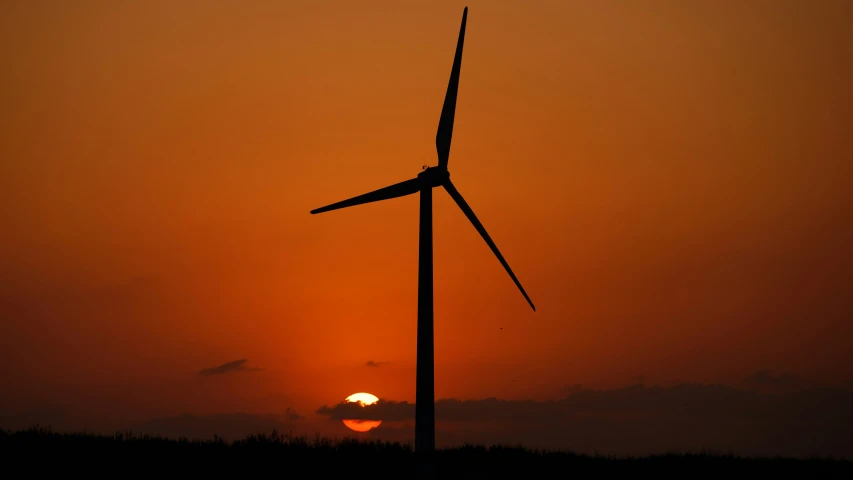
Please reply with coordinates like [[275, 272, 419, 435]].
[[442, 179, 535, 311], [311, 177, 421, 214]]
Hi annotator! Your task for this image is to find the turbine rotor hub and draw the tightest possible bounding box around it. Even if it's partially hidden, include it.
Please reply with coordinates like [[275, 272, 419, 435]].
[[417, 167, 449, 188]]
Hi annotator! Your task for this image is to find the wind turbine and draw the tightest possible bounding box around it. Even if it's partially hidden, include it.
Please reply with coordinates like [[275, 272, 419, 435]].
[[310, 6, 535, 457]]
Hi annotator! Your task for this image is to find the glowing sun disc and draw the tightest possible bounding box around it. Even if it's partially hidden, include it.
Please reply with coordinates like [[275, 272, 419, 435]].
[[342, 392, 381, 432]]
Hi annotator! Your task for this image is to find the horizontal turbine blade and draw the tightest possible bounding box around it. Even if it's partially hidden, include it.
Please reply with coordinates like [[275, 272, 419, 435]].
[[435, 7, 467, 170], [442, 179, 535, 311], [311, 177, 420, 215]]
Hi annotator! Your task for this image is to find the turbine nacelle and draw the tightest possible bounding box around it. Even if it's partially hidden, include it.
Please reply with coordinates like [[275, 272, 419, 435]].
[[417, 167, 449, 188]]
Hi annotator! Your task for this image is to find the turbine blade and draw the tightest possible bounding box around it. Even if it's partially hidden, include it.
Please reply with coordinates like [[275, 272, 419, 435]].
[[435, 7, 467, 170], [311, 177, 420, 215], [442, 179, 535, 311]]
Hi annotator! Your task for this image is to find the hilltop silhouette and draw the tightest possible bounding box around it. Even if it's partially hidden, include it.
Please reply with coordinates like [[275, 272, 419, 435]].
[[2, 427, 850, 479]]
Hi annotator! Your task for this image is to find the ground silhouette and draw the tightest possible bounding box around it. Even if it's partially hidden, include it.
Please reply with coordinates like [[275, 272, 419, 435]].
[[2, 426, 850, 478]]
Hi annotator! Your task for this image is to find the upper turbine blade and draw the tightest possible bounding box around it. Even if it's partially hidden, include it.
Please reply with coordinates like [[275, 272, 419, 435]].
[[311, 177, 421, 214], [442, 179, 535, 311], [435, 7, 468, 170]]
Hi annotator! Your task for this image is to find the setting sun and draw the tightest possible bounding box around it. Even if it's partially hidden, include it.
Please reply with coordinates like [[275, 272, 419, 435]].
[[342, 392, 381, 432]]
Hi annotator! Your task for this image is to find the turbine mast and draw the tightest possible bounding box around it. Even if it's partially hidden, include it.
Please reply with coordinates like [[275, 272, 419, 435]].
[[415, 181, 435, 463]]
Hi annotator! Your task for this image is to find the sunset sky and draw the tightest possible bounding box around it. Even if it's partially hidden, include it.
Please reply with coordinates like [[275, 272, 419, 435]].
[[2, 0, 852, 456]]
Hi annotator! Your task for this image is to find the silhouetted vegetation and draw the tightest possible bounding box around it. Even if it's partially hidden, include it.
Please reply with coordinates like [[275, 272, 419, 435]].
[[2, 426, 850, 479]]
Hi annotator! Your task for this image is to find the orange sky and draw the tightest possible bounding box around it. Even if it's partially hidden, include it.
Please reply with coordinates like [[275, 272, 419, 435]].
[[1, 0, 852, 440]]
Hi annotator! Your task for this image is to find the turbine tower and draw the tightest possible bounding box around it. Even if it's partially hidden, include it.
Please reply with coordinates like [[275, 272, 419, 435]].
[[310, 6, 534, 458]]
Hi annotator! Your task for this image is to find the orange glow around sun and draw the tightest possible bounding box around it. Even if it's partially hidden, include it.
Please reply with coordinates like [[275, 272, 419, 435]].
[[342, 392, 381, 432]]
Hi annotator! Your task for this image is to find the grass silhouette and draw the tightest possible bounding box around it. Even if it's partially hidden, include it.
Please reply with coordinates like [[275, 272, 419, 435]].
[[2, 425, 850, 478]]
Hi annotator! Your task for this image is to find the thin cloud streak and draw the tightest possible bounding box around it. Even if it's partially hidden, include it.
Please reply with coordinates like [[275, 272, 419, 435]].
[[198, 359, 261, 376]]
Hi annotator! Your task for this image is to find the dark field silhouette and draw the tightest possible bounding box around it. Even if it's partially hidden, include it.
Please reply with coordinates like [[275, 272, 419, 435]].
[[2, 426, 850, 479]]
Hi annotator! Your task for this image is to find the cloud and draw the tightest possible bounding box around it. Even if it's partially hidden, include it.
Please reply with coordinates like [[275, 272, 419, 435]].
[[315, 384, 853, 458], [132, 412, 298, 442], [316, 399, 413, 421], [284, 407, 303, 421], [564, 384, 584, 394], [198, 359, 261, 376], [365, 360, 389, 368], [745, 370, 806, 390]]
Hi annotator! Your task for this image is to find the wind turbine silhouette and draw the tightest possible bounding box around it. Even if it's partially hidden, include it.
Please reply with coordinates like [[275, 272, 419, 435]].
[[310, 6, 535, 457]]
